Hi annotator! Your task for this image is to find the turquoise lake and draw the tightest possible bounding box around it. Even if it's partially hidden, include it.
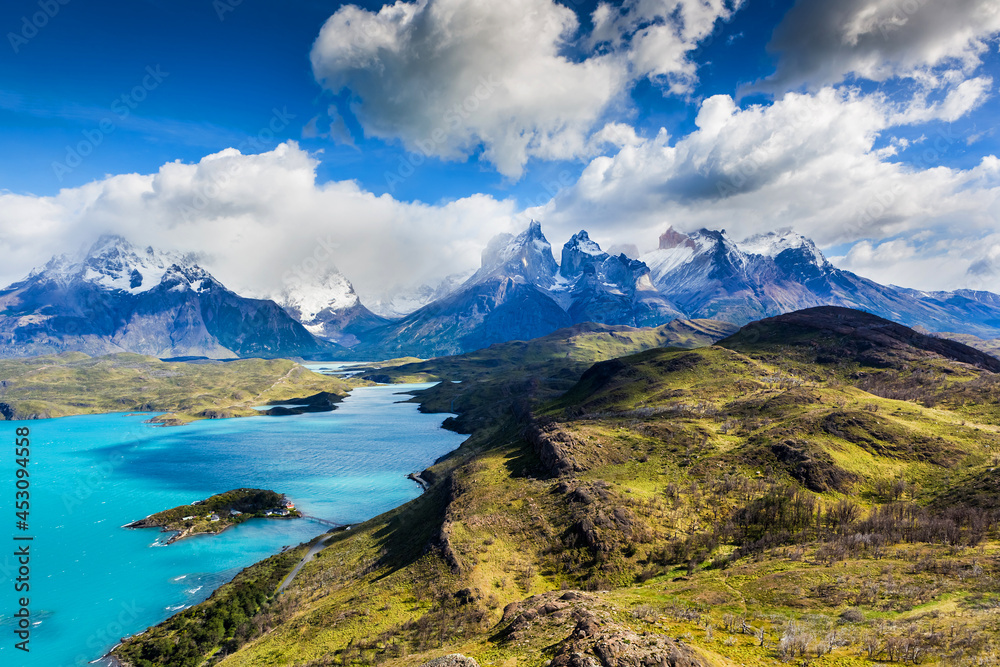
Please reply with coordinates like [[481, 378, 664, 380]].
[[0, 381, 466, 667]]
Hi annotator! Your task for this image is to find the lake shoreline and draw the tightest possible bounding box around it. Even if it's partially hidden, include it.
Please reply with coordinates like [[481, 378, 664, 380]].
[[5, 381, 462, 667], [124, 488, 302, 544]]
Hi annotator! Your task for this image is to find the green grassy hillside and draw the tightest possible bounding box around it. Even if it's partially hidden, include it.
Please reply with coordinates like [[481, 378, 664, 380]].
[[0, 352, 351, 423], [360, 319, 737, 433], [113, 308, 1000, 666]]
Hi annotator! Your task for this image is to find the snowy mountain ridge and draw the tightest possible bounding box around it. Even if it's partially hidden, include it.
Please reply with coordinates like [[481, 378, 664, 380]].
[[0, 235, 335, 359], [737, 228, 829, 267], [31, 235, 209, 295], [275, 270, 359, 324]]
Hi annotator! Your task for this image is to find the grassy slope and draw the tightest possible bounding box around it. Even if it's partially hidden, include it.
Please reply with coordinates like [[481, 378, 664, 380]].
[[360, 319, 738, 433], [935, 332, 1000, 358], [117, 310, 1000, 666], [365, 320, 738, 382], [0, 352, 351, 423]]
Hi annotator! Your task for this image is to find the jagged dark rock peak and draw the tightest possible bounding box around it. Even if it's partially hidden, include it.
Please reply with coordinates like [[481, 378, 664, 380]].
[[560, 231, 681, 327], [356, 223, 687, 358], [472, 220, 560, 289]]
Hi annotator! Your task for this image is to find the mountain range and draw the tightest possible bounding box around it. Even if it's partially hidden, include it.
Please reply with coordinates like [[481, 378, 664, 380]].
[[0, 236, 335, 359], [345, 222, 1000, 358], [3, 224, 1000, 360]]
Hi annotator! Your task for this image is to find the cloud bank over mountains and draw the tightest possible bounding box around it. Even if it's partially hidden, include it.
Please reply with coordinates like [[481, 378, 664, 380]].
[[0, 144, 519, 303], [1, 0, 1000, 299]]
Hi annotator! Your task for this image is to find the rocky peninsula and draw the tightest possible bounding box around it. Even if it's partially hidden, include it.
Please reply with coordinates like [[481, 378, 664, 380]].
[[124, 488, 300, 544]]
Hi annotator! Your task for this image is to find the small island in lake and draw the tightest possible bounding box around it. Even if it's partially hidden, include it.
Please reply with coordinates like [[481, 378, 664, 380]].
[[125, 488, 301, 544]]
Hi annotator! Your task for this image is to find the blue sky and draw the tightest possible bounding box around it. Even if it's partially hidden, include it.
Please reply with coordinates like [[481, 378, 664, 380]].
[[0, 0, 790, 202], [1, 0, 999, 302]]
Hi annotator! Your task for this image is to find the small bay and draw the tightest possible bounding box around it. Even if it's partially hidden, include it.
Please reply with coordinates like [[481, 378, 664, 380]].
[[0, 382, 464, 667]]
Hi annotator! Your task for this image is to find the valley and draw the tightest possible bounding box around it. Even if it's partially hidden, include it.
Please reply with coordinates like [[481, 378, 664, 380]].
[[109, 307, 1000, 666]]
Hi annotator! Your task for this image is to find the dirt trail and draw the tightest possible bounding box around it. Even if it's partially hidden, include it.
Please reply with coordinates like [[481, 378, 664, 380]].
[[277, 534, 332, 593]]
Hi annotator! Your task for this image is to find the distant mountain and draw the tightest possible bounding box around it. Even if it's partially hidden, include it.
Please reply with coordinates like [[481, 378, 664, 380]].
[[13, 226, 1000, 363], [930, 331, 1000, 359], [367, 271, 474, 318], [641, 227, 1000, 338], [354, 222, 688, 358], [349, 223, 1000, 358], [357, 222, 571, 358], [0, 236, 337, 359], [273, 269, 388, 347]]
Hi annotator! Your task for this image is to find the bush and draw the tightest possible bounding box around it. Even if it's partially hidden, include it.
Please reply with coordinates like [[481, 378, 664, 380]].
[[839, 607, 865, 623]]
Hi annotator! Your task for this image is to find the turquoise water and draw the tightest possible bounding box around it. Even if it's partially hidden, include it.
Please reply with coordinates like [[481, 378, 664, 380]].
[[0, 383, 465, 667]]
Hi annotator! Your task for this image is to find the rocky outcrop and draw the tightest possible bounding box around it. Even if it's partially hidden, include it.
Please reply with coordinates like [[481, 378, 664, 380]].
[[496, 590, 594, 642], [433, 475, 465, 574], [523, 420, 582, 477], [420, 655, 479, 667], [0, 402, 50, 420], [552, 613, 707, 667], [496, 590, 708, 667]]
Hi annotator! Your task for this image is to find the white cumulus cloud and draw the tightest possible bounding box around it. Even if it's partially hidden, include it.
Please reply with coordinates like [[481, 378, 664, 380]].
[[310, 0, 742, 178], [0, 143, 520, 304], [536, 86, 1000, 291]]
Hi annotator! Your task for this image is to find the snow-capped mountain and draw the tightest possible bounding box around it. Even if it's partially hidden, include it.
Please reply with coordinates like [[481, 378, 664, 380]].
[[471, 220, 560, 289], [356, 223, 683, 358], [560, 230, 681, 326], [367, 271, 476, 318], [640, 226, 1000, 337], [352, 223, 1000, 358], [639, 227, 774, 322], [737, 228, 829, 268], [8, 228, 1000, 363], [356, 222, 571, 358], [45, 235, 204, 294], [273, 269, 388, 347], [0, 235, 337, 359]]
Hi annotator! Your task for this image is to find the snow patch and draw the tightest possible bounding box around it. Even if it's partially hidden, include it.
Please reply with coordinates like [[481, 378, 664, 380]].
[[26, 235, 204, 295], [277, 270, 359, 323], [566, 231, 605, 257], [640, 245, 698, 281], [739, 229, 828, 267]]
